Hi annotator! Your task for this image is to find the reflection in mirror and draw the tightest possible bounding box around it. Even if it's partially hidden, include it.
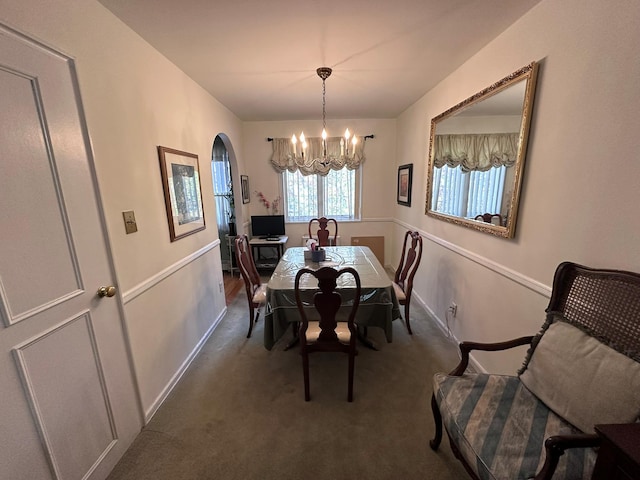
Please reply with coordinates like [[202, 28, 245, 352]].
[[425, 62, 538, 238]]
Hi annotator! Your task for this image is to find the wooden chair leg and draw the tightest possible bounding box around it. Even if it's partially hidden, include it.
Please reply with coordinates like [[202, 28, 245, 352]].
[[302, 352, 310, 401], [247, 304, 255, 338], [347, 352, 355, 402], [430, 393, 443, 450], [404, 301, 413, 335]]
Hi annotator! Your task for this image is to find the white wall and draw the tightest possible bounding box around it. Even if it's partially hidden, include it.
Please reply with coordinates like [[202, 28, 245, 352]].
[[394, 0, 640, 373], [0, 0, 241, 418], [4, 0, 638, 417], [242, 119, 398, 264]]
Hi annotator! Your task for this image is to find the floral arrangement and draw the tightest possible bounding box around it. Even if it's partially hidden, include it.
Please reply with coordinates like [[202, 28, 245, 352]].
[[255, 191, 281, 215]]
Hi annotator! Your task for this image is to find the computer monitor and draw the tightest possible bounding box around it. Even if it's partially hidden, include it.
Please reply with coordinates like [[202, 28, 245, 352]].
[[250, 215, 285, 238]]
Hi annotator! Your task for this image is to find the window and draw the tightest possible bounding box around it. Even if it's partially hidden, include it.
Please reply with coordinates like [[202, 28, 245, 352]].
[[283, 167, 360, 222], [431, 164, 506, 218]]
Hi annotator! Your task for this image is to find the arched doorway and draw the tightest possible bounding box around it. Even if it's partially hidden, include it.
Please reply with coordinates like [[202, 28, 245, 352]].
[[211, 135, 236, 274]]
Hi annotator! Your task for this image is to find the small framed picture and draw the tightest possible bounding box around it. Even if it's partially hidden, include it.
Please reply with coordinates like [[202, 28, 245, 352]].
[[158, 146, 206, 241], [397, 163, 413, 206], [241, 175, 250, 204]]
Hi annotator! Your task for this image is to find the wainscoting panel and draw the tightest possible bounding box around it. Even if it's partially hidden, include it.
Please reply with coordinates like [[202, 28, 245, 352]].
[[123, 242, 227, 422], [13, 312, 117, 480], [0, 66, 82, 327]]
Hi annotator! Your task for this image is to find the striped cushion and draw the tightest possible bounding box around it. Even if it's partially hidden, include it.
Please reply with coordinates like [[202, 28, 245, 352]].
[[433, 373, 596, 480]]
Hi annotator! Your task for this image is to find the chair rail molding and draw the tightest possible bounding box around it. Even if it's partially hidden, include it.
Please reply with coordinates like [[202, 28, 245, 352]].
[[360, 216, 394, 223], [122, 240, 220, 304], [393, 219, 552, 298]]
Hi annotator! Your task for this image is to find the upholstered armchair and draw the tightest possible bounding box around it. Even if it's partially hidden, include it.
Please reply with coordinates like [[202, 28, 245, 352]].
[[430, 262, 640, 480]]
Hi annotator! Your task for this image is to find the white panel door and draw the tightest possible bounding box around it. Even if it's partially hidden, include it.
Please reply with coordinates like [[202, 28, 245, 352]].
[[0, 24, 142, 480]]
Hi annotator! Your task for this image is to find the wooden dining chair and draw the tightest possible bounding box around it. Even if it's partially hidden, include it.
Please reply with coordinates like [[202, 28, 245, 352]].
[[308, 217, 338, 246], [234, 234, 267, 338], [294, 266, 361, 402], [393, 230, 423, 335]]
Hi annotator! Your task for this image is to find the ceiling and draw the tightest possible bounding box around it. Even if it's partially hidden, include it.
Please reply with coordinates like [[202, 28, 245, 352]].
[[97, 0, 542, 121]]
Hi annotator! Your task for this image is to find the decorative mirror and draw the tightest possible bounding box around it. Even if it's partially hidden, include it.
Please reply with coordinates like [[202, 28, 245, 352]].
[[425, 62, 538, 238]]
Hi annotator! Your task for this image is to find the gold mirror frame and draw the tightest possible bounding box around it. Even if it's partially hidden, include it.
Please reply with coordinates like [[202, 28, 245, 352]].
[[425, 62, 538, 238]]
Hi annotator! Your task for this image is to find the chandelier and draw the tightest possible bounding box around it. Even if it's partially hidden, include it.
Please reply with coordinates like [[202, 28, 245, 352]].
[[290, 67, 357, 163]]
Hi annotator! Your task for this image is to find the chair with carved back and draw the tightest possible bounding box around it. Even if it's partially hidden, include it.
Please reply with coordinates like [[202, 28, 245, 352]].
[[308, 217, 338, 246], [234, 234, 267, 338], [474, 213, 503, 226], [430, 261, 640, 480], [294, 266, 361, 402], [393, 230, 423, 335]]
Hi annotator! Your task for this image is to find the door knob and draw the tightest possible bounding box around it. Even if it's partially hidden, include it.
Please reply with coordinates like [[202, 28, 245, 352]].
[[97, 285, 117, 298]]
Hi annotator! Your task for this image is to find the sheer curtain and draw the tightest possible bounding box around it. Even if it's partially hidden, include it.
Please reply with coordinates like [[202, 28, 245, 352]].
[[283, 168, 357, 222], [431, 165, 466, 217], [432, 164, 506, 218], [467, 167, 506, 218], [323, 168, 355, 219], [284, 170, 317, 222]]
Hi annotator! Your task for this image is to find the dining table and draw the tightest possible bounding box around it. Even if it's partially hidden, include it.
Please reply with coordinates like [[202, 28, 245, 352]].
[[263, 245, 402, 350]]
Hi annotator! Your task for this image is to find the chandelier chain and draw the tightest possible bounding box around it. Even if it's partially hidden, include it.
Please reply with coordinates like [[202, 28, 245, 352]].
[[322, 77, 326, 131]]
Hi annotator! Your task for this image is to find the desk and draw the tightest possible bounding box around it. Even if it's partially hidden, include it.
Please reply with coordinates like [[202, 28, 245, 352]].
[[263, 246, 401, 350], [249, 235, 288, 270]]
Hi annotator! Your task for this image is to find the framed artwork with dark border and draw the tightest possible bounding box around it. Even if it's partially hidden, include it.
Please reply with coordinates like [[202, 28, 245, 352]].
[[158, 146, 205, 241], [241, 175, 250, 204], [397, 163, 413, 206]]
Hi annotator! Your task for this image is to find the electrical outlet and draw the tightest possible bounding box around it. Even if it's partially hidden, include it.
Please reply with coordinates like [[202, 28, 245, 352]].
[[448, 302, 458, 318], [219, 282, 223, 293]]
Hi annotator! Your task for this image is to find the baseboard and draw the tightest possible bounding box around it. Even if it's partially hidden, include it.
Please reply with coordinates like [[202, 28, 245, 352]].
[[143, 305, 227, 423]]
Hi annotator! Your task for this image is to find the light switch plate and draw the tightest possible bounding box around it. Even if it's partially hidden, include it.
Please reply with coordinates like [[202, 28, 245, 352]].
[[122, 210, 138, 234]]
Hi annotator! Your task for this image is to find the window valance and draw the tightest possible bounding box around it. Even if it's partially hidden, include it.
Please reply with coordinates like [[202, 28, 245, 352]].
[[433, 133, 519, 172], [270, 136, 367, 176]]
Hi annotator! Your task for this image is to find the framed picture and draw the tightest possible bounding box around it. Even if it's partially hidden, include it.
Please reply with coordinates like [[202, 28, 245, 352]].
[[397, 163, 413, 206], [158, 146, 206, 241], [241, 175, 250, 204]]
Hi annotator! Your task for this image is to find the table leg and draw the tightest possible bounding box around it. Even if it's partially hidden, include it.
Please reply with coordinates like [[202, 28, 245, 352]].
[[283, 322, 299, 351], [357, 326, 378, 351]]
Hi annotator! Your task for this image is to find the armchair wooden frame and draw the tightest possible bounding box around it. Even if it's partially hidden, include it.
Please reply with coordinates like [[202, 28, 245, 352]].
[[308, 217, 338, 247], [294, 266, 361, 402], [430, 336, 601, 480], [430, 261, 640, 479]]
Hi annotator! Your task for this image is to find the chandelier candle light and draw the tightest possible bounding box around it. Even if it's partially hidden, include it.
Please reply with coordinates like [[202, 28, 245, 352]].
[[290, 67, 357, 162]]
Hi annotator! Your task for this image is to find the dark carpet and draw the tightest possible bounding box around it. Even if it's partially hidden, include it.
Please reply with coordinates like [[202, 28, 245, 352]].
[[107, 286, 468, 480]]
